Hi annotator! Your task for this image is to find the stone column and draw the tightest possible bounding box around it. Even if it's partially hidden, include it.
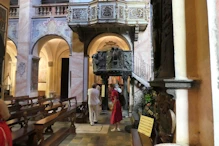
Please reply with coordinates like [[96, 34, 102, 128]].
[[15, 0, 33, 96], [129, 78, 134, 113], [83, 55, 89, 101], [69, 52, 84, 102], [122, 74, 129, 109], [172, 0, 189, 145], [47, 61, 54, 98], [101, 75, 109, 111], [207, 0, 219, 145]]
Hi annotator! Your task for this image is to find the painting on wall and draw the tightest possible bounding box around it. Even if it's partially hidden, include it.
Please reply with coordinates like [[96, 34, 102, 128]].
[[31, 58, 40, 91], [0, 4, 8, 46]]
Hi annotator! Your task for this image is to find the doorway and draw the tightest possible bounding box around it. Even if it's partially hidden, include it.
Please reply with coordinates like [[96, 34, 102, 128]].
[[61, 58, 69, 99]]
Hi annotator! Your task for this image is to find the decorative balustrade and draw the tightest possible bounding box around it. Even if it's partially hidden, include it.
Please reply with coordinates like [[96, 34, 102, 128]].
[[67, 0, 149, 31], [134, 57, 152, 81], [33, 3, 68, 18], [9, 5, 19, 18]]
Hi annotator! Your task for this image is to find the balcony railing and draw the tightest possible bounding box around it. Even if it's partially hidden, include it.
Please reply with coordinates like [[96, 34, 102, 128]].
[[9, 5, 19, 18], [134, 57, 152, 81], [33, 3, 68, 18], [67, 0, 149, 31]]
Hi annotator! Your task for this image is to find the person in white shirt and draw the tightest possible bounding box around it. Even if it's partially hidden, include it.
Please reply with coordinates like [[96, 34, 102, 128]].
[[87, 84, 100, 126]]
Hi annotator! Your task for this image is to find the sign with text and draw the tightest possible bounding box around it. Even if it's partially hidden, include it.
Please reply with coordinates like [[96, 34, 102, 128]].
[[138, 115, 154, 137]]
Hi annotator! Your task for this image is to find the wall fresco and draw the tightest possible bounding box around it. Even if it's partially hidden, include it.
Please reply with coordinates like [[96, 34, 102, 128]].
[[31, 18, 72, 51], [8, 19, 18, 44]]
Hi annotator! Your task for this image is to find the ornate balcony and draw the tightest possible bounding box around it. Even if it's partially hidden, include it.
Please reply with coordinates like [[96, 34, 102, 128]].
[[67, 0, 149, 34]]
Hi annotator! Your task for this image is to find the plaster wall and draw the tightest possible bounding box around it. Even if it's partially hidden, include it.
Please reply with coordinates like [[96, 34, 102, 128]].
[[185, 0, 213, 145]]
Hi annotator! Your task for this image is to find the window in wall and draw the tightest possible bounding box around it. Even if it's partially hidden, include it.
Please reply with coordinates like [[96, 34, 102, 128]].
[[10, 0, 18, 5], [41, 0, 69, 4]]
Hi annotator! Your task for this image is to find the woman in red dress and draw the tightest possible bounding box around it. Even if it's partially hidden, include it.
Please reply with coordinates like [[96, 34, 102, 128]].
[[109, 84, 123, 131], [0, 99, 12, 146]]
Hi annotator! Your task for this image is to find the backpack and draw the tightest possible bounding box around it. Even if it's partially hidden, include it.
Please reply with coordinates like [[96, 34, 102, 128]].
[[118, 93, 126, 106]]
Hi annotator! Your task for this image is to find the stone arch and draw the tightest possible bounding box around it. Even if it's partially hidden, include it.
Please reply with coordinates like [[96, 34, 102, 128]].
[[31, 35, 70, 58], [87, 33, 132, 57], [30, 35, 70, 97], [31, 18, 72, 55], [5, 39, 17, 96]]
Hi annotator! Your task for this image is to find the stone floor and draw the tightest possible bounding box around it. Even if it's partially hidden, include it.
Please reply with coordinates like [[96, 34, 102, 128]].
[[57, 111, 132, 146]]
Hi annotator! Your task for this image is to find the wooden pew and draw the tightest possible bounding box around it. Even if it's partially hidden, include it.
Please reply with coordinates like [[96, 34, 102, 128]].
[[131, 129, 153, 146], [39, 97, 65, 116], [75, 102, 88, 123], [34, 106, 77, 146], [10, 105, 45, 146]]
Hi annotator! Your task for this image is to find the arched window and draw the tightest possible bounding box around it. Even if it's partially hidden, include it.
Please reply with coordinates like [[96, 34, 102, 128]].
[[41, 0, 69, 4]]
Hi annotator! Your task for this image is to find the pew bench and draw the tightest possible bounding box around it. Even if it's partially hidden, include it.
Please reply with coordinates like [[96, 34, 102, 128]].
[[34, 106, 77, 146], [12, 125, 36, 146], [75, 102, 88, 123], [9, 105, 45, 146], [131, 129, 153, 146]]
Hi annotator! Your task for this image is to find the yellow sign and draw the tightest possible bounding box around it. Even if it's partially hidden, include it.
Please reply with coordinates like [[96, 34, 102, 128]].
[[101, 85, 105, 97], [138, 115, 154, 137]]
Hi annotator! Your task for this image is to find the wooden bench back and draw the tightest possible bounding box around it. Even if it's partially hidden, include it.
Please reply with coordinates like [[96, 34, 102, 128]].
[[60, 96, 77, 107]]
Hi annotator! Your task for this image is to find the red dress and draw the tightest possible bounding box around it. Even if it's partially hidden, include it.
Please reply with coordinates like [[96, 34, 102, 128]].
[[0, 117, 12, 146], [110, 90, 122, 124]]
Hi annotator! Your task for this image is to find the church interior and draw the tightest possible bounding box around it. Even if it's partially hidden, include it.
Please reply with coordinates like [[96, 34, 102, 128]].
[[0, 0, 219, 146]]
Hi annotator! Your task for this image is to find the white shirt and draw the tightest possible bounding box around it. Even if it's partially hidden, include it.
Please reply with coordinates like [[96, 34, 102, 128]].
[[87, 88, 100, 105]]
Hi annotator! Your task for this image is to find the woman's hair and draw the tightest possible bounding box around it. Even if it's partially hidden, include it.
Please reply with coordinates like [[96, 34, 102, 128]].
[[109, 84, 115, 88]]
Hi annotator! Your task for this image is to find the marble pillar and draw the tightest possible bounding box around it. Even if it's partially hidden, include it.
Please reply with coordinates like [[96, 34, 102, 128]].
[[15, 0, 33, 97], [83, 55, 89, 101], [122, 74, 129, 110], [207, 0, 219, 145], [69, 52, 84, 102], [172, 0, 189, 145]]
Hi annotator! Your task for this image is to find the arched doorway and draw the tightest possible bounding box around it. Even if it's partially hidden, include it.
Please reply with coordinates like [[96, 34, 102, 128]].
[[87, 33, 131, 88], [86, 33, 132, 111], [32, 35, 70, 98], [4, 39, 17, 97]]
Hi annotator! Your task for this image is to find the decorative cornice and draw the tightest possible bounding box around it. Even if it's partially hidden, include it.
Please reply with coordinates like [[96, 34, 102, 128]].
[[149, 78, 195, 89]]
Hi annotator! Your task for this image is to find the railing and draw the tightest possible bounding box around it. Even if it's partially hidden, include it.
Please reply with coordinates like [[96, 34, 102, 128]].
[[67, 0, 149, 31], [9, 5, 19, 18], [134, 57, 151, 81], [33, 3, 68, 18]]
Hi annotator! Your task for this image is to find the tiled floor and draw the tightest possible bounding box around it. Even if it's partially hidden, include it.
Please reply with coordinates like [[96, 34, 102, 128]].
[[58, 111, 132, 146]]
